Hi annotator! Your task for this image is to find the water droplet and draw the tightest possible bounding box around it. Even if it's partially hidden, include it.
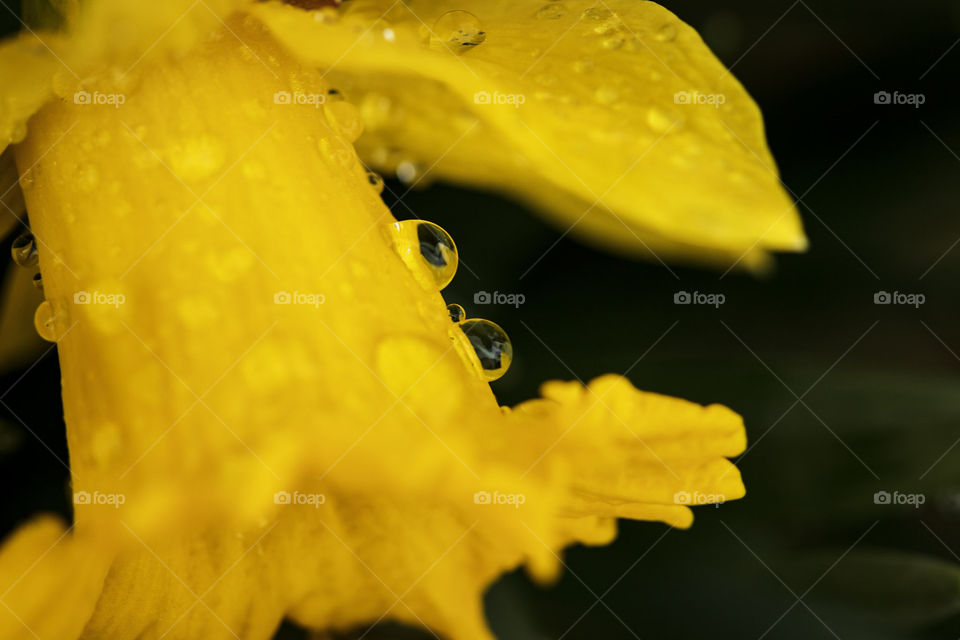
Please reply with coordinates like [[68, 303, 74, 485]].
[[18, 169, 34, 190], [447, 303, 465, 323], [318, 137, 356, 168], [646, 107, 676, 133], [536, 4, 566, 19], [11, 232, 38, 268], [51, 70, 76, 99], [311, 7, 339, 23], [655, 24, 677, 42], [90, 422, 122, 466], [326, 88, 345, 102], [386, 220, 458, 290], [594, 87, 619, 105], [324, 101, 364, 142], [430, 10, 486, 51], [31, 272, 43, 290], [572, 58, 594, 73], [77, 165, 100, 192], [34, 301, 66, 342], [601, 34, 626, 50], [169, 135, 224, 182], [366, 171, 385, 194], [9, 122, 27, 145], [459, 319, 512, 381], [396, 161, 419, 185], [582, 7, 612, 20]]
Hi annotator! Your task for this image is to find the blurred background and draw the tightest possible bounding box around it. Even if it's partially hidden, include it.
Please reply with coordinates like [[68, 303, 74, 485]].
[[2, 1, 960, 638]]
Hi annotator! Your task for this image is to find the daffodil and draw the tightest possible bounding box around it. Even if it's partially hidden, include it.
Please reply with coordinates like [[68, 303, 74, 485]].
[[0, 1, 800, 639]]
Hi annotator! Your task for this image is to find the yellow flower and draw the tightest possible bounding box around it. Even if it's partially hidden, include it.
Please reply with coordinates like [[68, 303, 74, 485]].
[[0, 1, 789, 638]]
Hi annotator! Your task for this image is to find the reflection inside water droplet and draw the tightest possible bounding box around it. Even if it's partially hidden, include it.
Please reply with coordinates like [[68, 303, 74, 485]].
[[459, 318, 512, 381], [11, 232, 38, 268], [447, 303, 465, 323], [430, 10, 486, 52], [34, 301, 65, 342], [366, 171, 385, 194], [385, 220, 458, 290]]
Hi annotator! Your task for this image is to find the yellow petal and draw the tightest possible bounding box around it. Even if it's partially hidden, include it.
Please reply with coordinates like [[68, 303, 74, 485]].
[[0, 0, 251, 152], [3, 11, 746, 640], [254, 0, 806, 268], [0, 516, 110, 640]]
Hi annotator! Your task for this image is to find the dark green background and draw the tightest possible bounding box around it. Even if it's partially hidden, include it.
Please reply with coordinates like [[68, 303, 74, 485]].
[[2, 1, 960, 638]]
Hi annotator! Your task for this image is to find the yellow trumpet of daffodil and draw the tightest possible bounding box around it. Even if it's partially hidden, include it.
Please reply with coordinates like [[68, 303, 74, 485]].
[[0, 1, 799, 638]]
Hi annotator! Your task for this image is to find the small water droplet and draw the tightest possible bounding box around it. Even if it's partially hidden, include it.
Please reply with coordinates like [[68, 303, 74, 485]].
[[9, 122, 27, 145], [646, 107, 676, 133], [326, 88, 345, 102], [77, 165, 100, 192], [11, 232, 38, 268], [318, 137, 356, 167], [386, 220, 458, 290], [430, 10, 486, 51], [311, 7, 339, 23], [594, 87, 619, 105], [396, 161, 419, 185], [459, 318, 512, 381], [169, 135, 224, 182], [447, 303, 465, 323], [18, 169, 34, 190], [324, 101, 364, 142], [90, 422, 122, 467], [582, 7, 612, 20], [655, 24, 678, 42], [572, 58, 594, 73], [366, 171, 385, 194], [536, 3, 566, 19], [31, 272, 43, 290], [51, 70, 76, 99], [34, 301, 66, 342], [601, 34, 626, 50]]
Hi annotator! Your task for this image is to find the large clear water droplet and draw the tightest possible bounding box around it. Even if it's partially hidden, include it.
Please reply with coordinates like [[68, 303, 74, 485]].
[[324, 101, 364, 142], [34, 301, 65, 342], [11, 232, 38, 267], [430, 10, 486, 51], [386, 220, 458, 289], [459, 318, 512, 381]]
